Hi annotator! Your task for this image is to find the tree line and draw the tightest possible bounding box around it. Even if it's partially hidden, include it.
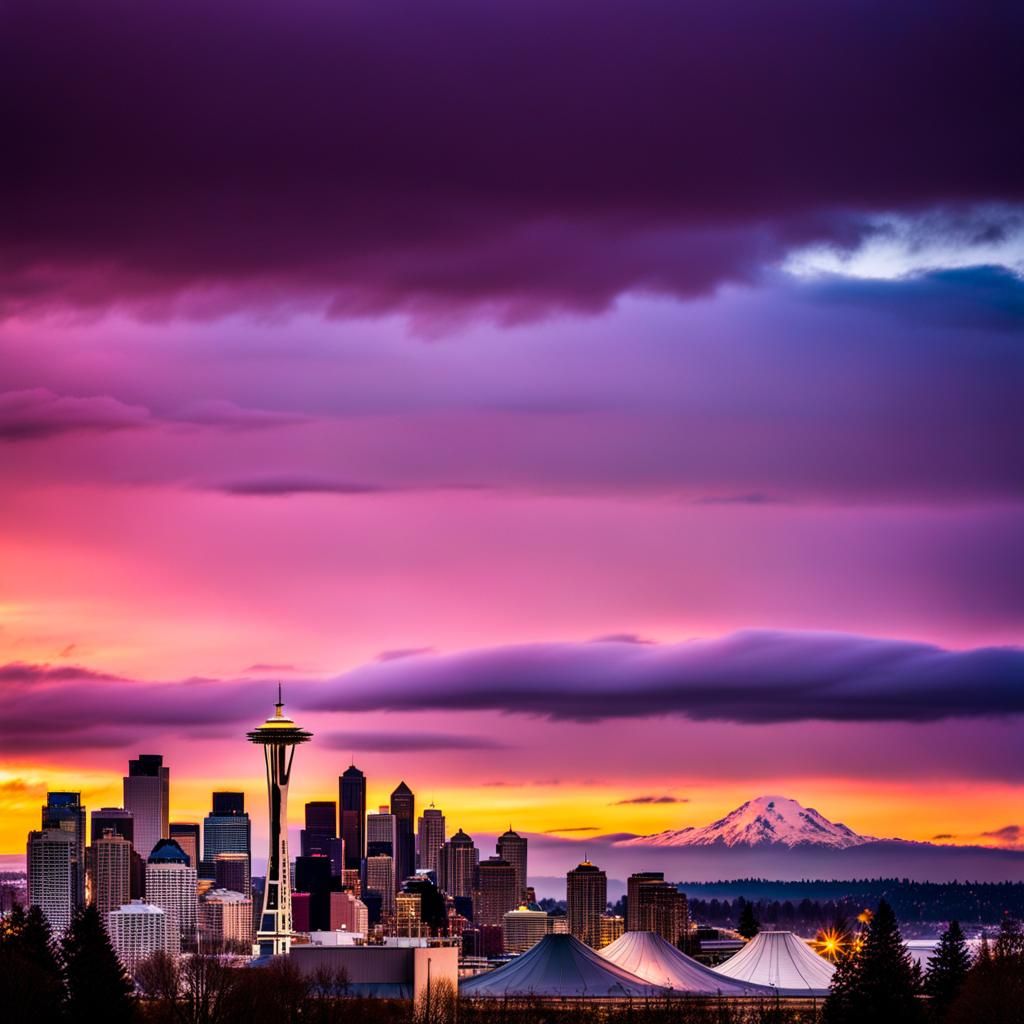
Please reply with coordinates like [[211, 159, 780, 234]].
[[679, 879, 1024, 924]]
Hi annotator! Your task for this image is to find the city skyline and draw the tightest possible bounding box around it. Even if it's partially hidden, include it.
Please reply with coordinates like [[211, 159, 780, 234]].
[[1, 1, 1022, 870]]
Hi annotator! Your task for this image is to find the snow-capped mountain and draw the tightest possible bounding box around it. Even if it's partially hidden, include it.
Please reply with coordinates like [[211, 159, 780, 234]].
[[617, 795, 874, 849]]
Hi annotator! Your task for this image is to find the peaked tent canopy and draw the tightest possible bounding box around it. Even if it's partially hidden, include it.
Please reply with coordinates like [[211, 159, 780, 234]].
[[460, 933, 665, 999], [599, 931, 777, 996], [712, 931, 835, 996]]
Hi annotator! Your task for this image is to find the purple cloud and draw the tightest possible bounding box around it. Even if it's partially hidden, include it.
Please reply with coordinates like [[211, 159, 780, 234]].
[[3, 2, 1021, 319], [0, 389, 150, 441], [314, 631, 1024, 724], [612, 796, 689, 806], [217, 477, 384, 497], [3, 632, 1023, 760], [169, 399, 309, 431], [982, 825, 1022, 844], [319, 730, 505, 753]]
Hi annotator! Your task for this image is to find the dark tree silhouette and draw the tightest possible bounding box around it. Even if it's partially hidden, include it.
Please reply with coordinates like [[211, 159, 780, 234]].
[[925, 920, 971, 1017], [62, 905, 136, 1024], [824, 899, 921, 1024], [737, 901, 760, 940], [947, 917, 1024, 1024], [0, 904, 65, 1024]]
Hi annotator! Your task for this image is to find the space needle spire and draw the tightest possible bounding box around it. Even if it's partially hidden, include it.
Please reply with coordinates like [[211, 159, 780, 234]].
[[247, 688, 311, 956]]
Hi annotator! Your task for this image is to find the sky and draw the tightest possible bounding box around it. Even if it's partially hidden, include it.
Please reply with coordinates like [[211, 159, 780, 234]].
[[1, 1, 1023, 865]]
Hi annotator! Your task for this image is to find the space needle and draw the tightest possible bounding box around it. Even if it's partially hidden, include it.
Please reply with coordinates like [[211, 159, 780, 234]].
[[247, 685, 312, 956]]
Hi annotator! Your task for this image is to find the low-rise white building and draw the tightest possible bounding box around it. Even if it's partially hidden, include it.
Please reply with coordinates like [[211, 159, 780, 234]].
[[108, 900, 176, 972]]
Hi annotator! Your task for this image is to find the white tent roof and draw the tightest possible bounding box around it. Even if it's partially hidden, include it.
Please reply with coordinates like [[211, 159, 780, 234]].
[[460, 933, 665, 999], [599, 931, 777, 996], [712, 931, 834, 996]]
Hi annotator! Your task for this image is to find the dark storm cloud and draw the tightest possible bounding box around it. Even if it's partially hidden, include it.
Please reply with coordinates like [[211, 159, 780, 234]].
[[0, 389, 151, 441], [2, 1, 1021, 318], [317, 631, 1024, 724], [4, 632, 1022, 757]]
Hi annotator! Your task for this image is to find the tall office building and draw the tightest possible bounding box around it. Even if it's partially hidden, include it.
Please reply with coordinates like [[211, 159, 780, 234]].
[[300, 801, 337, 858], [497, 827, 528, 902], [339, 763, 366, 871], [474, 856, 519, 928], [108, 901, 177, 969], [201, 792, 251, 879], [91, 807, 133, 845], [625, 872, 689, 943], [27, 829, 76, 933], [295, 854, 335, 931], [88, 829, 132, 918], [123, 754, 170, 860], [145, 838, 198, 944], [42, 792, 86, 909], [366, 807, 397, 858], [417, 804, 446, 873], [389, 781, 416, 887], [566, 860, 607, 948], [247, 691, 312, 956], [169, 823, 200, 868], [364, 854, 395, 917], [213, 851, 251, 896], [437, 829, 478, 899]]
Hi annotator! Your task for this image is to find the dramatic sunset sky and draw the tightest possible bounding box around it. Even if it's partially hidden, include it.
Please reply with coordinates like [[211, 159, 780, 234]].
[[2, 2, 1022, 863]]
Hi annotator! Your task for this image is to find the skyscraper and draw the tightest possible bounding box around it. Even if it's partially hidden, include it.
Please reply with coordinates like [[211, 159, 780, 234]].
[[145, 838, 198, 944], [300, 801, 337, 858], [417, 804, 446, 873], [91, 807, 133, 845], [42, 791, 86, 909], [27, 828, 76, 933], [366, 806, 396, 850], [247, 690, 312, 956], [390, 781, 416, 887], [339, 763, 366, 872], [295, 854, 334, 931], [364, 854, 395, 918], [201, 792, 251, 879], [88, 828, 132, 919], [474, 856, 519, 928], [123, 754, 169, 860], [496, 827, 527, 902], [625, 872, 689, 943], [213, 851, 251, 896], [566, 860, 607, 948], [169, 823, 200, 868], [437, 829, 479, 899]]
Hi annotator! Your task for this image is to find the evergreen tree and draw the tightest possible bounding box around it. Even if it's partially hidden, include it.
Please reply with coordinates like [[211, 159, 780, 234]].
[[736, 901, 760, 940], [925, 920, 971, 1016], [61, 905, 136, 1024], [994, 915, 1024, 961], [823, 899, 920, 1024], [0, 904, 65, 1024]]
